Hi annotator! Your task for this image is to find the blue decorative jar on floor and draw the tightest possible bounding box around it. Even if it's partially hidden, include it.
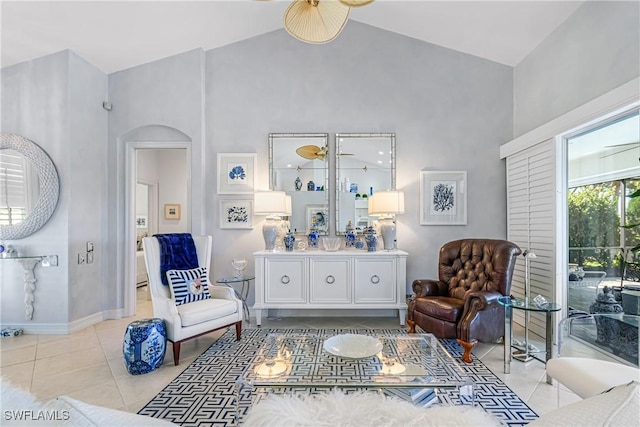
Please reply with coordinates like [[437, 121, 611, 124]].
[[123, 318, 167, 375]]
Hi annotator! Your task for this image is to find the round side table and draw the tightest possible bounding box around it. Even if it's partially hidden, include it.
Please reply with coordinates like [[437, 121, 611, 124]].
[[498, 296, 561, 384], [123, 318, 167, 375], [216, 275, 254, 324]]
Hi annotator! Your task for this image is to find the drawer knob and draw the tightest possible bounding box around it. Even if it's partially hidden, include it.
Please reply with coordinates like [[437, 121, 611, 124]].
[[281, 275, 290, 284], [370, 274, 380, 284], [326, 275, 335, 284]]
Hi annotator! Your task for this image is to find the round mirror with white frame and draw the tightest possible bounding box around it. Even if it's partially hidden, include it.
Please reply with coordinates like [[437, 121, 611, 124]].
[[0, 133, 60, 240]]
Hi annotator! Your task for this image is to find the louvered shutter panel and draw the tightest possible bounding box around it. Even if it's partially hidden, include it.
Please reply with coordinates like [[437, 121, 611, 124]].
[[506, 138, 557, 337]]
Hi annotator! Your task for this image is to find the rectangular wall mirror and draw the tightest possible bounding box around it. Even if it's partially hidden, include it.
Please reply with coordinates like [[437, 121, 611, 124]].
[[269, 133, 329, 235], [336, 133, 396, 234]]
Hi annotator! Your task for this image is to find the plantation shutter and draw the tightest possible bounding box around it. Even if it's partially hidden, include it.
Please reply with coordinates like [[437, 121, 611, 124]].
[[506, 138, 558, 337], [0, 150, 30, 225]]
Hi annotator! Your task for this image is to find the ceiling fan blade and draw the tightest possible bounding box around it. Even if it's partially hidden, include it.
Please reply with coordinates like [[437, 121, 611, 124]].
[[600, 146, 640, 158], [604, 141, 640, 148], [339, 0, 374, 6], [296, 145, 327, 160]]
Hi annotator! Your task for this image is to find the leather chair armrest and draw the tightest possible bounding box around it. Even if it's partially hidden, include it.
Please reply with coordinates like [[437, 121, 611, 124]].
[[412, 279, 448, 297], [464, 290, 503, 310]]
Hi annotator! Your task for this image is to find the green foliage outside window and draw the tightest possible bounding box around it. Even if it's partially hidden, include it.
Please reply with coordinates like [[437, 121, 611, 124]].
[[568, 178, 640, 275]]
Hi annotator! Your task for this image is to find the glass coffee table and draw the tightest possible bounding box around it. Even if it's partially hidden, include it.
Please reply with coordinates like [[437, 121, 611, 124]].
[[235, 333, 473, 422]]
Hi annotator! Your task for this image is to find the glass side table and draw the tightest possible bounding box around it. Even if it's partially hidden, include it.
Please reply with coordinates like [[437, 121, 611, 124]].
[[216, 275, 254, 324], [498, 296, 561, 384]]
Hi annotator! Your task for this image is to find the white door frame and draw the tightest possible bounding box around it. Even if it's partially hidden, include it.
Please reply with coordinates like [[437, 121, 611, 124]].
[[124, 142, 191, 316]]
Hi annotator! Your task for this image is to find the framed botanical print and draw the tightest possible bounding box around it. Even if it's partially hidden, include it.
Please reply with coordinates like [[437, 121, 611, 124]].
[[419, 171, 467, 225], [220, 200, 253, 229], [217, 153, 257, 194]]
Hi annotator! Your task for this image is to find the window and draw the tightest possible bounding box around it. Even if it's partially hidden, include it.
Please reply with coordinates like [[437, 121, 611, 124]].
[[567, 109, 640, 313]]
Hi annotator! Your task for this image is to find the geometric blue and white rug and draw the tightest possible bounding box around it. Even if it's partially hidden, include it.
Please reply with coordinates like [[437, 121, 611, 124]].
[[138, 328, 538, 426]]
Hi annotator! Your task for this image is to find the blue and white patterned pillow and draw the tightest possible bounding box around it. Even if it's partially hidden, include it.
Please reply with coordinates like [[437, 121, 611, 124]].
[[166, 267, 211, 305]]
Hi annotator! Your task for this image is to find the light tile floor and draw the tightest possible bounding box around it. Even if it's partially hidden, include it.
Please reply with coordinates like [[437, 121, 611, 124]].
[[1, 287, 586, 418]]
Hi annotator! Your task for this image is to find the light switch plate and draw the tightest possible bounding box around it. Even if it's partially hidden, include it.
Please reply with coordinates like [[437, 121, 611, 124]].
[[41, 255, 58, 267], [78, 253, 86, 264], [87, 252, 94, 264], [87, 241, 94, 252]]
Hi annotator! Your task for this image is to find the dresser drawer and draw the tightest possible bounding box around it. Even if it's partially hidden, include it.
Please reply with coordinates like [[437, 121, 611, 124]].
[[265, 259, 305, 303], [310, 258, 351, 304], [354, 258, 395, 303]]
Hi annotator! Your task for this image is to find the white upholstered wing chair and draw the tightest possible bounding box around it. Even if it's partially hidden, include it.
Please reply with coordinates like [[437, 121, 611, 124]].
[[143, 235, 242, 365]]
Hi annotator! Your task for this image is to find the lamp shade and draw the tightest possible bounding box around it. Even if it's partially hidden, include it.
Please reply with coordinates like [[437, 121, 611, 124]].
[[368, 190, 405, 216], [285, 195, 292, 216], [255, 191, 288, 216], [284, 0, 351, 44]]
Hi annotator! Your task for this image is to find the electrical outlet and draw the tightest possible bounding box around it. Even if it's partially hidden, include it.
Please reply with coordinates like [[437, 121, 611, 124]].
[[87, 241, 94, 252], [78, 253, 86, 264], [41, 255, 58, 267], [87, 252, 94, 264]]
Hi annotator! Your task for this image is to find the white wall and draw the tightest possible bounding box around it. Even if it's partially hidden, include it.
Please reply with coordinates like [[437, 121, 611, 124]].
[[1, 50, 107, 329], [207, 22, 513, 303], [106, 49, 205, 312], [514, 1, 640, 138]]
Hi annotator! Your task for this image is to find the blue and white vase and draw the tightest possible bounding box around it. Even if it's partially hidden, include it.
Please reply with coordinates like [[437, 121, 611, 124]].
[[345, 221, 356, 248], [123, 318, 167, 375], [307, 180, 315, 191], [308, 228, 319, 249], [364, 227, 377, 252], [284, 230, 295, 252], [294, 177, 302, 191], [355, 238, 365, 250]]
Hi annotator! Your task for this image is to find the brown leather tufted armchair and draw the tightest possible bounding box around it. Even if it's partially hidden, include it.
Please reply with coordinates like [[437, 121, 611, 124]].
[[407, 239, 521, 363]]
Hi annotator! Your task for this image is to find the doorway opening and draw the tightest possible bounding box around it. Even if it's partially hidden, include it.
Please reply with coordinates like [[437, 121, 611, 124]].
[[125, 144, 191, 315]]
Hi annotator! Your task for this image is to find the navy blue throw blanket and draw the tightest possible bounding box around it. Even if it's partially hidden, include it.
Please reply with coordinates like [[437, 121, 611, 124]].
[[154, 233, 199, 286]]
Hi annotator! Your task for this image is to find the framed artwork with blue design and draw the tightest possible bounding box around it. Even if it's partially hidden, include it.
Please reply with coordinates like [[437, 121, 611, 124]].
[[220, 200, 253, 229], [217, 153, 257, 194], [419, 170, 467, 225]]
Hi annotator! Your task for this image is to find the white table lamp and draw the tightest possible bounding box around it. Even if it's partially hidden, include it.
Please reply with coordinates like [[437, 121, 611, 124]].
[[255, 191, 288, 251], [368, 190, 405, 250]]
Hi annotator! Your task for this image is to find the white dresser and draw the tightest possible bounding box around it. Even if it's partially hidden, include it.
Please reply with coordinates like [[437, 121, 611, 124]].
[[253, 249, 409, 326]]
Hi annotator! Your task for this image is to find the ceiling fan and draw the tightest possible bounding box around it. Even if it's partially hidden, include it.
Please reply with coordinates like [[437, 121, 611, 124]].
[[600, 141, 640, 159], [283, 0, 375, 44]]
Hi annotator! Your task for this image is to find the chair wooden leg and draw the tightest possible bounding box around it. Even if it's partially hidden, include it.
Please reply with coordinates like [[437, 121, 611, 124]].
[[457, 339, 477, 364], [235, 321, 242, 340], [407, 319, 416, 333], [173, 341, 181, 366]]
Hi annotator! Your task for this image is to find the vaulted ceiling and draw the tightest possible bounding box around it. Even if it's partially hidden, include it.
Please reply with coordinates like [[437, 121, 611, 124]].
[[1, 1, 584, 74]]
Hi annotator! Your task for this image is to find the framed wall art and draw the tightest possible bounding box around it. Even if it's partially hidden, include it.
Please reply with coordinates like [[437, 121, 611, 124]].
[[136, 215, 148, 228], [164, 204, 181, 220], [217, 153, 257, 194], [419, 171, 467, 225], [220, 200, 253, 229], [306, 204, 329, 233]]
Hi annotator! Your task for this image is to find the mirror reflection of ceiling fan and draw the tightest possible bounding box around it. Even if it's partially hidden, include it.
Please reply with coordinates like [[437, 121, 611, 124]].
[[280, 0, 375, 44], [296, 145, 354, 160], [601, 141, 640, 158]]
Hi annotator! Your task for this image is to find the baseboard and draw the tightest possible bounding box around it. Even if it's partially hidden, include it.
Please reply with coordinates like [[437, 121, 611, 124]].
[[0, 309, 126, 335], [264, 308, 398, 318]]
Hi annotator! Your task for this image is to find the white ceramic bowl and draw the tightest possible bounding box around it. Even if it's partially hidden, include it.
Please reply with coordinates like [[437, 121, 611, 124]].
[[322, 237, 342, 251], [323, 334, 383, 358]]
